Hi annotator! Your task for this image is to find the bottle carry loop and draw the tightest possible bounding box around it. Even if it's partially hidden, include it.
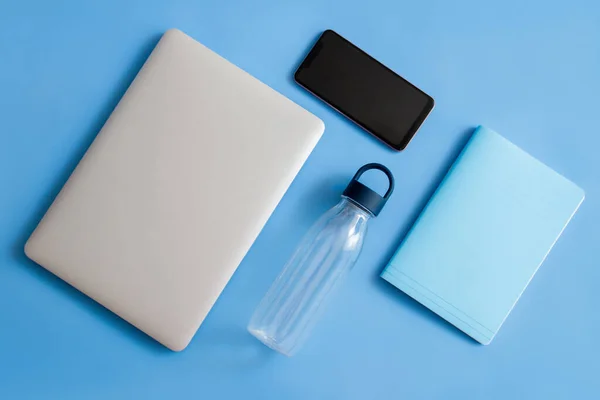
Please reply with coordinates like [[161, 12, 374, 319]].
[[343, 163, 395, 216]]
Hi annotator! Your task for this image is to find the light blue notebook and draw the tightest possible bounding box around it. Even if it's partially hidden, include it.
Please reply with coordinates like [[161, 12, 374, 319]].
[[382, 126, 584, 344]]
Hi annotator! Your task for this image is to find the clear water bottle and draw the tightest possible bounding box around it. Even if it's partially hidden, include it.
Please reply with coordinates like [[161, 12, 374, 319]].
[[248, 163, 395, 356]]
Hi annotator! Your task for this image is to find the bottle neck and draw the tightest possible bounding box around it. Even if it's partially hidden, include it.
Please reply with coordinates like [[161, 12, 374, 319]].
[[339, 197, 374, 219]]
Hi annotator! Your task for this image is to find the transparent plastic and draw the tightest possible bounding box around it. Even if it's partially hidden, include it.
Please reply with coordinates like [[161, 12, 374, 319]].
[[247, 197, 373, 356]]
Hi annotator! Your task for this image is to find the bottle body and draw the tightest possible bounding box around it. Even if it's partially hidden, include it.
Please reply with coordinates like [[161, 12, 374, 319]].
[[248, 198, 372, 356]]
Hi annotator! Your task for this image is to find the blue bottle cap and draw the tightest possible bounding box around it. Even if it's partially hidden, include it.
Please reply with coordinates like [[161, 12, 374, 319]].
[[343, 163, 395, 217]]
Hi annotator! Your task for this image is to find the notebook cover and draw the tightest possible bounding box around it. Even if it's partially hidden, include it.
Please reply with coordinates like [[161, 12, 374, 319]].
[[381, 126, 584, 344]]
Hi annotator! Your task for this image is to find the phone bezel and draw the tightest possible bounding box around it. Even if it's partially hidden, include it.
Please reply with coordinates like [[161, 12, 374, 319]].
[[294, 30, 434, 151]]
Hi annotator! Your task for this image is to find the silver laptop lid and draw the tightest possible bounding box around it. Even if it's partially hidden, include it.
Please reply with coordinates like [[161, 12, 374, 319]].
[[25, 29, 324, 351]]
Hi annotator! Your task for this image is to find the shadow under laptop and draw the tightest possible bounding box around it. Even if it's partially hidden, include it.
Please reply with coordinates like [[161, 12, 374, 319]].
[[373, 127, 480, 346], [11, 33, 173, 355]]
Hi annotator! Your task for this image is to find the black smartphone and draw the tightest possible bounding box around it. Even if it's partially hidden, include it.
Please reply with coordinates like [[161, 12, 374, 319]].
[[295, 30, 434, 151]]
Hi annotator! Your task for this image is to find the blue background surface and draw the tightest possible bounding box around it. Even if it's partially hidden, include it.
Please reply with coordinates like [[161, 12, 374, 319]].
[[1, 0, 598, 398]]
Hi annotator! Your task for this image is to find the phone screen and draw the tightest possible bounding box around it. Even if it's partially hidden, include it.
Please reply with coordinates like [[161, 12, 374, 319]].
[[295, 30, 434, 150]]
